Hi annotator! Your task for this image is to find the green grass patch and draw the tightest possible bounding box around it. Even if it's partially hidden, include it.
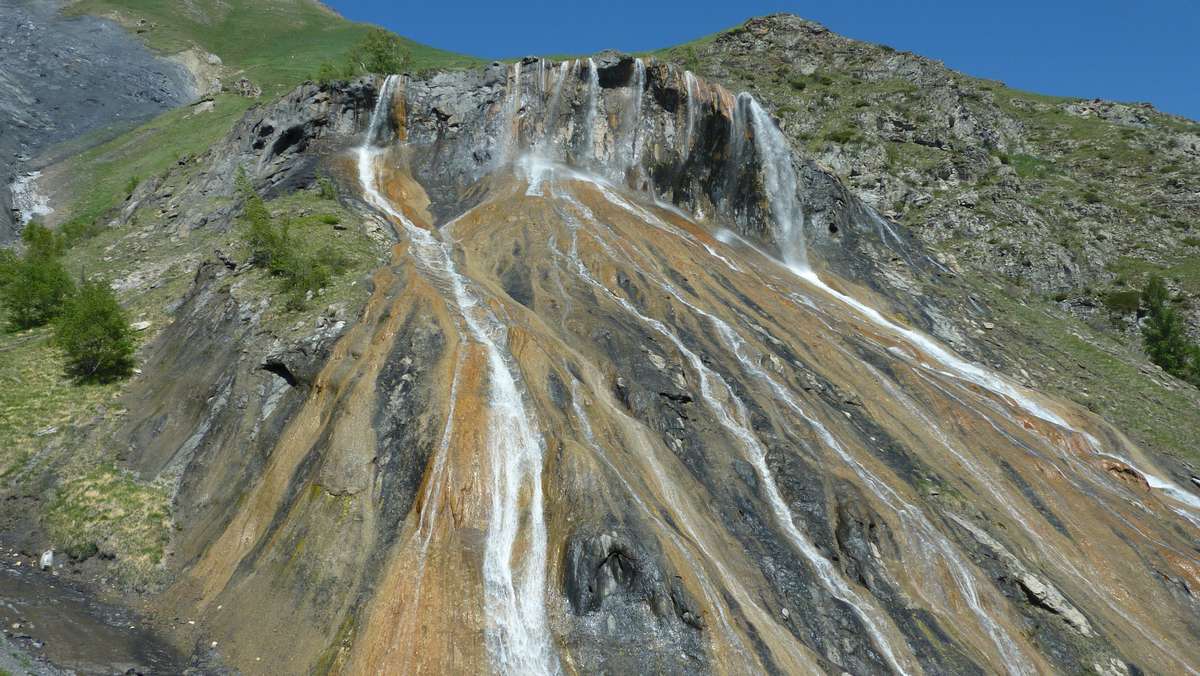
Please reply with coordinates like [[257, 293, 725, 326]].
[[70, 0, 480, 96], [0, 330, 121, 481], [233, 186, 385, 332], [1108, 256, 1200, 296], [979, 284, 1200, 465], [1007, 153, 1056, 179], [44, 465, 170, 569], [58, 95, 256, 241]]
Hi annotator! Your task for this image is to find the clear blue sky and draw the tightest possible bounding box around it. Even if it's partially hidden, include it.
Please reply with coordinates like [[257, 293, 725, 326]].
[[324, 0, 1199, 120]]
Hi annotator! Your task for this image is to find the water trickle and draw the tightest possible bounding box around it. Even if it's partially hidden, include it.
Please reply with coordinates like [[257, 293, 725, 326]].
[[625, 57, 647, 179], [558, 195, 915, 675], [498, 61, 524, 166], [358, 75, 559, 676]]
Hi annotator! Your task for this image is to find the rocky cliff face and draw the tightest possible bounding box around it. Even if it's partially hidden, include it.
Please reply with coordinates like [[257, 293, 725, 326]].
[[0, 0, 194, 241], [74, 51, 1200, 675]]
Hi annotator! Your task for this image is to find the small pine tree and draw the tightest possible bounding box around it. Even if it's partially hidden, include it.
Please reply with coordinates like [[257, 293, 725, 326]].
[[1141, 276, 1200, 385], [22, 221, 66, 258], [54, 279, 135, 383]]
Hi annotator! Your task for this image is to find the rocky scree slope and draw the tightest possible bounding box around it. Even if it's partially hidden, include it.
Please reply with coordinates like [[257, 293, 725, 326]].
[[34, 47, 1200, 675], [0, 0, 194, 242]]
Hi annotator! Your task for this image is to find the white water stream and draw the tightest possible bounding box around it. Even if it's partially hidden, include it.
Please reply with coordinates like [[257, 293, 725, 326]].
[[358, 75, 558, 675], [9, 171, 53, 225]]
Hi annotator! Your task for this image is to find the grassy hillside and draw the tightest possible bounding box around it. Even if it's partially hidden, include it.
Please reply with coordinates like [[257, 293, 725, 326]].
[[0, 1, 477, 573], [69, 0, 480, 95], [51, 0, 480, 249]]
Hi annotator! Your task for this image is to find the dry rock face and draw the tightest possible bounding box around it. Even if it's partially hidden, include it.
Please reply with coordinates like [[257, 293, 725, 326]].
[[83, 53, 1200, 675]]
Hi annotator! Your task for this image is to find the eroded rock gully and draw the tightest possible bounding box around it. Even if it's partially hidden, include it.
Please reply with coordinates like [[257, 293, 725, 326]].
[[108, 56, 1200, 674]]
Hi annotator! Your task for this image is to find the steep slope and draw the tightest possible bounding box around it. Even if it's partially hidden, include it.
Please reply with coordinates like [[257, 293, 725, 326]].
[[4, 11, 1200, 676], [67, 55, 1199, 674], [660, 14, 1200, 472], [661, 15, 1200, 307]]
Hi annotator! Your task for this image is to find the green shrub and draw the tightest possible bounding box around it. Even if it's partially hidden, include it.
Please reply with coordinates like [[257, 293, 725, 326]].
[[1082, 190, 1103, 204], [827, 127, 860, 144], [317, 177, 338, 200], [238, 172, 354, 310], [315, 27, 412, 82], [315, 60, 342, 86], [22, 221, 66, 258], [0, 224, 75, 331], [319, 214, 341, 226], [54, 279, 135, 383], [1102, 290, 1140, 315], [60, 216, 105, 244], [124, 175, 140, 197]]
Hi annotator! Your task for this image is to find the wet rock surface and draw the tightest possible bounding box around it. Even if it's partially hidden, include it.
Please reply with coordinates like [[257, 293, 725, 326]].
[[0, 0, 194, 241], [0, 558, 184, 674]]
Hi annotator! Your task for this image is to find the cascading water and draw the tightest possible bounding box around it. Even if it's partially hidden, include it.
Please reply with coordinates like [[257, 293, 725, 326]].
[[741, 94, 808, 269], [498, 61, 524, 166], [583, 57, 600, 163], [684, 70, 699, 153], [331, 56, 1199, 674], [556, 192, 916, 675], [622, 58, 646, 179], [357, 75, 559, 676]]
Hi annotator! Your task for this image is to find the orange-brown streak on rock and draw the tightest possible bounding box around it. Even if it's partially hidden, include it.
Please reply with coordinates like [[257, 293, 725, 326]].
[[177, 263, 403, 605], [343, 162, 504, 674], [569, 186, 1010, 669], [348, 342, 494, 675], [547, 177, 1200, 672]]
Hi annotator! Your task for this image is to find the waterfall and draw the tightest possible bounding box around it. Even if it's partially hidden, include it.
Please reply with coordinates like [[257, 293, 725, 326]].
[[684, 70, 698, 154], [624, 58, 647, 181], [357, 75, 559, 676], [584, 57, 600, 163], [499, 61, 523, 166], [742, 94, 808, 270]]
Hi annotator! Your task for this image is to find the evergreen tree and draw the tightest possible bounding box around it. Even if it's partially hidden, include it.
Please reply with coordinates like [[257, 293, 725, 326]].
[[1141, 276, 1200, 385], [315, 28, 411, 82]]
